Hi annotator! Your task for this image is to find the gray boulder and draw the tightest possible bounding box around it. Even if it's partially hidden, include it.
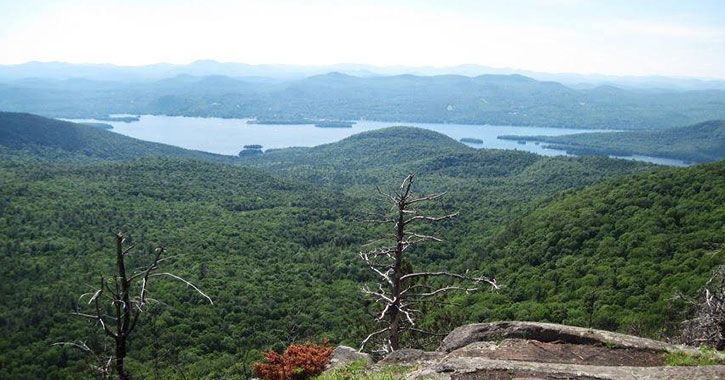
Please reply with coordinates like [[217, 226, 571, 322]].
[[422, 356, 725, 380], [379, 349, 445, 366], [398, 321, 725, 380], [327, 345, 372, 369], [439, 321, 696, 354]]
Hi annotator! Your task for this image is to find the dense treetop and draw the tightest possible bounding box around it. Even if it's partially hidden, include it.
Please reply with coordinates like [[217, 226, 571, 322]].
[[0, 114, 722, 379], [500, 120, 725, 163], [438, 161, 725, 337]]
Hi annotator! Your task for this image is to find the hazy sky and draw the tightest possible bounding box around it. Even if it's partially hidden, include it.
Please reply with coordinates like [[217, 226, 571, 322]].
[[1, 0, 724, 78]]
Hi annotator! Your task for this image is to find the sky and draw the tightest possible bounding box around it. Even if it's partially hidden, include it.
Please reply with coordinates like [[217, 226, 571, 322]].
[[0, 0, 724, 78]]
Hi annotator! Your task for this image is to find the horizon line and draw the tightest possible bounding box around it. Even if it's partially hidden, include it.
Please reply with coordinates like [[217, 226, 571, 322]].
[[2, 59, 724, 82]]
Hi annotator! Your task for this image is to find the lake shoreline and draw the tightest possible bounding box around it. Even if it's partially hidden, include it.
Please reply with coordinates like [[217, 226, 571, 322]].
[[64, 115, 689, 166]]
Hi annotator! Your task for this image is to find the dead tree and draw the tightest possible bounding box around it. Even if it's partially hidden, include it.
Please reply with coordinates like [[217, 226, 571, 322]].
[[52, 340, 113, 380], [60, 232, 212, 380], [359, 174, 498, 353], [680, 257, 725, 349]]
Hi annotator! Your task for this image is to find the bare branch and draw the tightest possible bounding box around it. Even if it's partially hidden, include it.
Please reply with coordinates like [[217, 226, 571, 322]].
[[359, 174, 497, 352], [403, 285, 479, 298], [376, 185, 397, 204], [406, 192, 447, 205], [64, 233, 213, 380], [87, 289, 103, 305], [72, 312, 103, 320], [150, 272, 213, 305], [679, 258, 725, 349], [52, 341, 93, 352], [404, 211, 459, 225], [359, 327, 389, 351], [399, 174, 414, 199], [360, 252, 394, 285], [400, 271, 499, 289], [121, 244, 136, 256], [397, 304, 415, 326], [361, 284, 394, 305], [403, 232, 443, 243]]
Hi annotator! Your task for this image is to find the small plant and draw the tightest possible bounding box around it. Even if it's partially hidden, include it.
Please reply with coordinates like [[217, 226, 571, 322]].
[[664, 347, 724, 366], [254, 341, 334, 380], [313, 361, 413, 380]]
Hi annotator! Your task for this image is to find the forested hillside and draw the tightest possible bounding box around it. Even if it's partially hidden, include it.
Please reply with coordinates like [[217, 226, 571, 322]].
[[500, 120, 725, 163], [3, 73, 725, 129], [437, 161, 725, 337], [0, 158, 372, 380], [243, 127, 725, 337], [1, 116, 723, 379], [0, 112, 231, 162]]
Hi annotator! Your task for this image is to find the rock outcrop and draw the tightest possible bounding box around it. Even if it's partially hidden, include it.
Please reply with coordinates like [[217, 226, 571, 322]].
[[327, 345, 373, 369], [414, 357, 725, 380], [439, 321, 694, 354], [378, 349, 445, 366], [386, 322, 725, 380]]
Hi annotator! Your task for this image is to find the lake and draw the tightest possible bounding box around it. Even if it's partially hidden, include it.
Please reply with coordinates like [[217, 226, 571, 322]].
[[68, 115, 689, 166]]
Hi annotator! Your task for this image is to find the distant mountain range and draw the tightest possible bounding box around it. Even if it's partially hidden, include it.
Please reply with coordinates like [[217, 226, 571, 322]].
[[2, 72, 725, 130], [1, 60, 725, 91]]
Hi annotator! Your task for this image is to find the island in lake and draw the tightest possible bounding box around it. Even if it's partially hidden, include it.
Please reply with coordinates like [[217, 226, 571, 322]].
[[314, 121, 355, 128], [238, 144, 263, 156], [248, 119, 312, 125], [248, 119, 355, 128], [80, 122, 114, 130], [97, 115, 140, 123], [460, 137, 483, 144]]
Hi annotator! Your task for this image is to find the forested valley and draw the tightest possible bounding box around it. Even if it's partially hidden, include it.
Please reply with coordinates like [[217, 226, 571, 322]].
[[1, 113, 723, 379]]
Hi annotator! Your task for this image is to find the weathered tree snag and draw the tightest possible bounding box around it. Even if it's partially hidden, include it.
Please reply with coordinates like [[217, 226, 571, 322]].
[[58, 232, 212, 380], [359, 174, 498, 354], [679, 255, 725, 349]]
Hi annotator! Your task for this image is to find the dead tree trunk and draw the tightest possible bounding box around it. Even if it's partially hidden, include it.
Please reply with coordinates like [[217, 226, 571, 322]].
[[57, 232, 213, 380], [115, 234, 131, 380], [680, 255, 725, 349], [359, 174, 498, 353]]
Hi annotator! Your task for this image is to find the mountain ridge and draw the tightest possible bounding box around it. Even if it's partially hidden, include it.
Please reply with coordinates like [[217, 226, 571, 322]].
[[2, 60, 724, 91], [3, 72, 724, 130]]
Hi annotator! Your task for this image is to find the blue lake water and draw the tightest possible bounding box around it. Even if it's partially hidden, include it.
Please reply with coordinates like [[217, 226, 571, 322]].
[[68, 115, 689, 166]]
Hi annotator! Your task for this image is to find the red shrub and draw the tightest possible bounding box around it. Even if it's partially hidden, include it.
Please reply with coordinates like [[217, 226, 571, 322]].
[[254, 341, 334, 380]]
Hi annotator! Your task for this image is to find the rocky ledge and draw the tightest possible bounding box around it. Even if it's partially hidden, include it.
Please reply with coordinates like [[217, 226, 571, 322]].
[[337, 321, 725, 380]]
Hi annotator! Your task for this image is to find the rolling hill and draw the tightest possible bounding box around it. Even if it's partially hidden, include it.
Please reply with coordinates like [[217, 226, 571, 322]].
[[0, 114, 722, 379], [0, 112, 234, 162], [444, 160, 725, 337], [500, 120, 725, 163]]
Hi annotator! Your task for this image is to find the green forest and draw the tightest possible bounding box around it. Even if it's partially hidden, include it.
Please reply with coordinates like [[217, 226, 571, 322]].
[[500, 120, 725, 163], [0, 113, 724, 379], [3, 73, 725, 130]]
